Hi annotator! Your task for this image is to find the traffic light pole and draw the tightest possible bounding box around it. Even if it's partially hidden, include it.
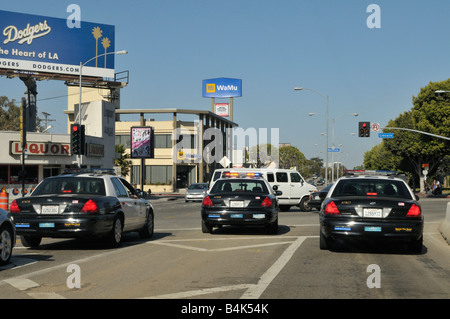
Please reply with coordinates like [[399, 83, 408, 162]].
[[381, 127, 450, 141]]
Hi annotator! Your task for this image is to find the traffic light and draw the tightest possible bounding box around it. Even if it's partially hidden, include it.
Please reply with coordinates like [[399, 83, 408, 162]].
[[358, 122, 370, 137], [71, 124, 81, 155], [71, 124, 85, 155], [80, 124, 85, 155]]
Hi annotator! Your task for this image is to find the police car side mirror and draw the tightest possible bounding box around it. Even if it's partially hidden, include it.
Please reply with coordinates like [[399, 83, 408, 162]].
[[275, 190, 282, 196], [272, 185, 278, 191]]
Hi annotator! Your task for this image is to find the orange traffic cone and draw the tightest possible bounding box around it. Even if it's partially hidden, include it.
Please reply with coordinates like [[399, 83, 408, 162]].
[[0, 189, 8, 210]]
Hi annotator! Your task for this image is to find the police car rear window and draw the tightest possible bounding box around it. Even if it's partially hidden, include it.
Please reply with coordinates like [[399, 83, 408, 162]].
[[211, 180, 269, 194], [331, 179, 412, 199], [32, 177, 106, 196]]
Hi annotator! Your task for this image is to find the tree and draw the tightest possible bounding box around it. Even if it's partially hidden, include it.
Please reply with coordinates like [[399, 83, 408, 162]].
[[279, 145, 307, 170], [114, 144, 131, 177], [0, 96, 20, 130], [363, 142, 403, 171], [383, 79, 450, 191]]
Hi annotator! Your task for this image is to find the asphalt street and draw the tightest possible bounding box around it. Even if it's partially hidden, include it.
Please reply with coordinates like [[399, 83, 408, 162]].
[[0, 197, 448, 304]]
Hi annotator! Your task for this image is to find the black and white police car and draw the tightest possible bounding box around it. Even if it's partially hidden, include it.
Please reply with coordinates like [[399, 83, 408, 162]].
[[201, 172, 280, 234], [319, 171, 423, 253]]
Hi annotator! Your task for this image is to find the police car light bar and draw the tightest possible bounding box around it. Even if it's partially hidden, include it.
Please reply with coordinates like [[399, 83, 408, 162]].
[[343, 170, 398, 176], [222, 172, 263, 178]]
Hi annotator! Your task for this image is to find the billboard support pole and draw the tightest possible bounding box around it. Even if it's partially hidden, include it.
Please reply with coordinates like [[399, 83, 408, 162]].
[[229, 97, 233, 122], [140, 112, 145, 192], [20, 97, 27, 197]]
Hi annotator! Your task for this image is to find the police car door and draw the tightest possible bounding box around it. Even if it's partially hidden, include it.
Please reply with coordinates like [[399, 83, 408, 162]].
[[111, 177, 139, 231]]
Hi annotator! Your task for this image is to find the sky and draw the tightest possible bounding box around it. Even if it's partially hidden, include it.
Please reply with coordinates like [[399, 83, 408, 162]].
[[1, 0, 449, 169]]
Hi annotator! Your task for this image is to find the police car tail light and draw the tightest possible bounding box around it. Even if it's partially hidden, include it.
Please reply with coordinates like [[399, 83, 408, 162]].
[[406, 204, 421, 217], [9, 200, 20, 213], [202, 196, 214, 207], [81, 199, 99, 213], [324, 201, 340, 215], [261, 197, 272, 208]]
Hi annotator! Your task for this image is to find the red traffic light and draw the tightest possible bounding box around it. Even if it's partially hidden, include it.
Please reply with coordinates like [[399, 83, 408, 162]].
[[72, 125, 79, 131]]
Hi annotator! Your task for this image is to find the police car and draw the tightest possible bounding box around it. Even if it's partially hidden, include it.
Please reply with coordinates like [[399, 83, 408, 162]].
[[319, 171, 423, 253], [201, 172, 280, 234]]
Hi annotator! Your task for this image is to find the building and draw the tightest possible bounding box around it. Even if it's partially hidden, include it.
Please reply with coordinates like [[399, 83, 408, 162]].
[[65, 87, 239, 193]]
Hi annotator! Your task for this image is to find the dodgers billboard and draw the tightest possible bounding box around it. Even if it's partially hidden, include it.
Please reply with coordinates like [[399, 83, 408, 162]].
[[0, 10, 115, 78], [202, 77, 242, 98]]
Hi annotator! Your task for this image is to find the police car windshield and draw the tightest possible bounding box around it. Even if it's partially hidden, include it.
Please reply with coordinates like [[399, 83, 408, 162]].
[[211, 179, 269, 194], [331, 178, 412, 199]]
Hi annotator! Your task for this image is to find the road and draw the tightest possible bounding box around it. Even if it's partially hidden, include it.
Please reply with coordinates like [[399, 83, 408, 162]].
[[0, 197, 449, 305]]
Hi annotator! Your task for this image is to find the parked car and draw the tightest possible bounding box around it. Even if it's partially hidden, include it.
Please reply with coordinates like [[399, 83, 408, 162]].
[[319, 172, 423, 253], [309, 183, 333, 210], [185, 183, 209, 202], [10, 169, 154, 248], [201, 173, 280, 234], [0, 208, 15, 265]]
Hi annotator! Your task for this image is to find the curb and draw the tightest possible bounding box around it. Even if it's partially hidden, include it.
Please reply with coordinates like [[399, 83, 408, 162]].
[[439, 202, 450, 245]]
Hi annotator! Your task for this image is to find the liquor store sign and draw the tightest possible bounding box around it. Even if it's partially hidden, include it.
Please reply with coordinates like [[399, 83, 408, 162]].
[[0, 10, 115, 78], [10, 141, 71, 156]]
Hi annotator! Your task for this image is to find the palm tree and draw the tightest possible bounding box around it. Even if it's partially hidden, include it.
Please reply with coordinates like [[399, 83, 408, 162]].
[[101, 37, 111, 68], [92, 27, 103, 67]]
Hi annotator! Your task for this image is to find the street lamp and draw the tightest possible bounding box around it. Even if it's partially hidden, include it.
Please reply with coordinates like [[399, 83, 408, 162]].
[[76, 50, 128, 167], [295, 87, 329, 185]]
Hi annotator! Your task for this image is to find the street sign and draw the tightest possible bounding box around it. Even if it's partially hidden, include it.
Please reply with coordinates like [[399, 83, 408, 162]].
[[328, 147, 341, 152], [371, 123, 380, 131], [378, 133, 394, 138]]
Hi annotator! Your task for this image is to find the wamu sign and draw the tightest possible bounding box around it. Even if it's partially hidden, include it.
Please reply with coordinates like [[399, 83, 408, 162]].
[[202, 77, 242, 98]]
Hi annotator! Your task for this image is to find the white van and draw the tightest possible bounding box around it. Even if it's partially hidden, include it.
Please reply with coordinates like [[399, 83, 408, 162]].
[[210, 168, 317, 212]]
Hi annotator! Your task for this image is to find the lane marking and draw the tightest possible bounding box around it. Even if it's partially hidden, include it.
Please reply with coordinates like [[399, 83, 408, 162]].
[[241, 236, 308, 299], [144, 235, 315, 299], [4, 278, 40, 291], [27, 292, 66, 299], [149, 240, 295, 252], [144, 284, 254, 299]]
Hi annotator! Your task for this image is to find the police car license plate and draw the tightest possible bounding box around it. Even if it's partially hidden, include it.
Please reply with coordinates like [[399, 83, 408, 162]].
[[41, 205, 59, 214], [230, 201, 244, 208], [363, 208, 382, 218]]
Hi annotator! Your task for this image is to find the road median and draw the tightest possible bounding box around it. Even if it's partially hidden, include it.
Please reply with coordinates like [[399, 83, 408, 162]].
[[440, 202, 450, 245]]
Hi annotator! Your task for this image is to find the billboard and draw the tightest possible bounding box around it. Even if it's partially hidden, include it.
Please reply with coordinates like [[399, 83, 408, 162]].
[[0, 10, 115, 78], [130, 127, 154, 159], [202, 77, 242, 98]]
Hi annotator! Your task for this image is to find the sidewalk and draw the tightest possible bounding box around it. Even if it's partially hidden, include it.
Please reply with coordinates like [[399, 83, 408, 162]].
[[146, 192, 185, 201], [415, 192, 450, 199]]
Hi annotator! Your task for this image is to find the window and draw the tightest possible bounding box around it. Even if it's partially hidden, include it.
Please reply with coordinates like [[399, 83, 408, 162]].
[[115, 135, 131, 148], [276, 172, 288, 183], [211, 180, 269, 194], [111, 178, 129, 197], [290, 173, 302, 183], [32, 177, 105, 196], [43, 167, 61, 179], [154, 134, 172, 148], [132, 165, 173, 185], [146, 166, 172, 184], [332, 179, 412, 199], [266, 173, 274, 182], [130, 165, 140, 185], [9, 165, 38, 184]]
